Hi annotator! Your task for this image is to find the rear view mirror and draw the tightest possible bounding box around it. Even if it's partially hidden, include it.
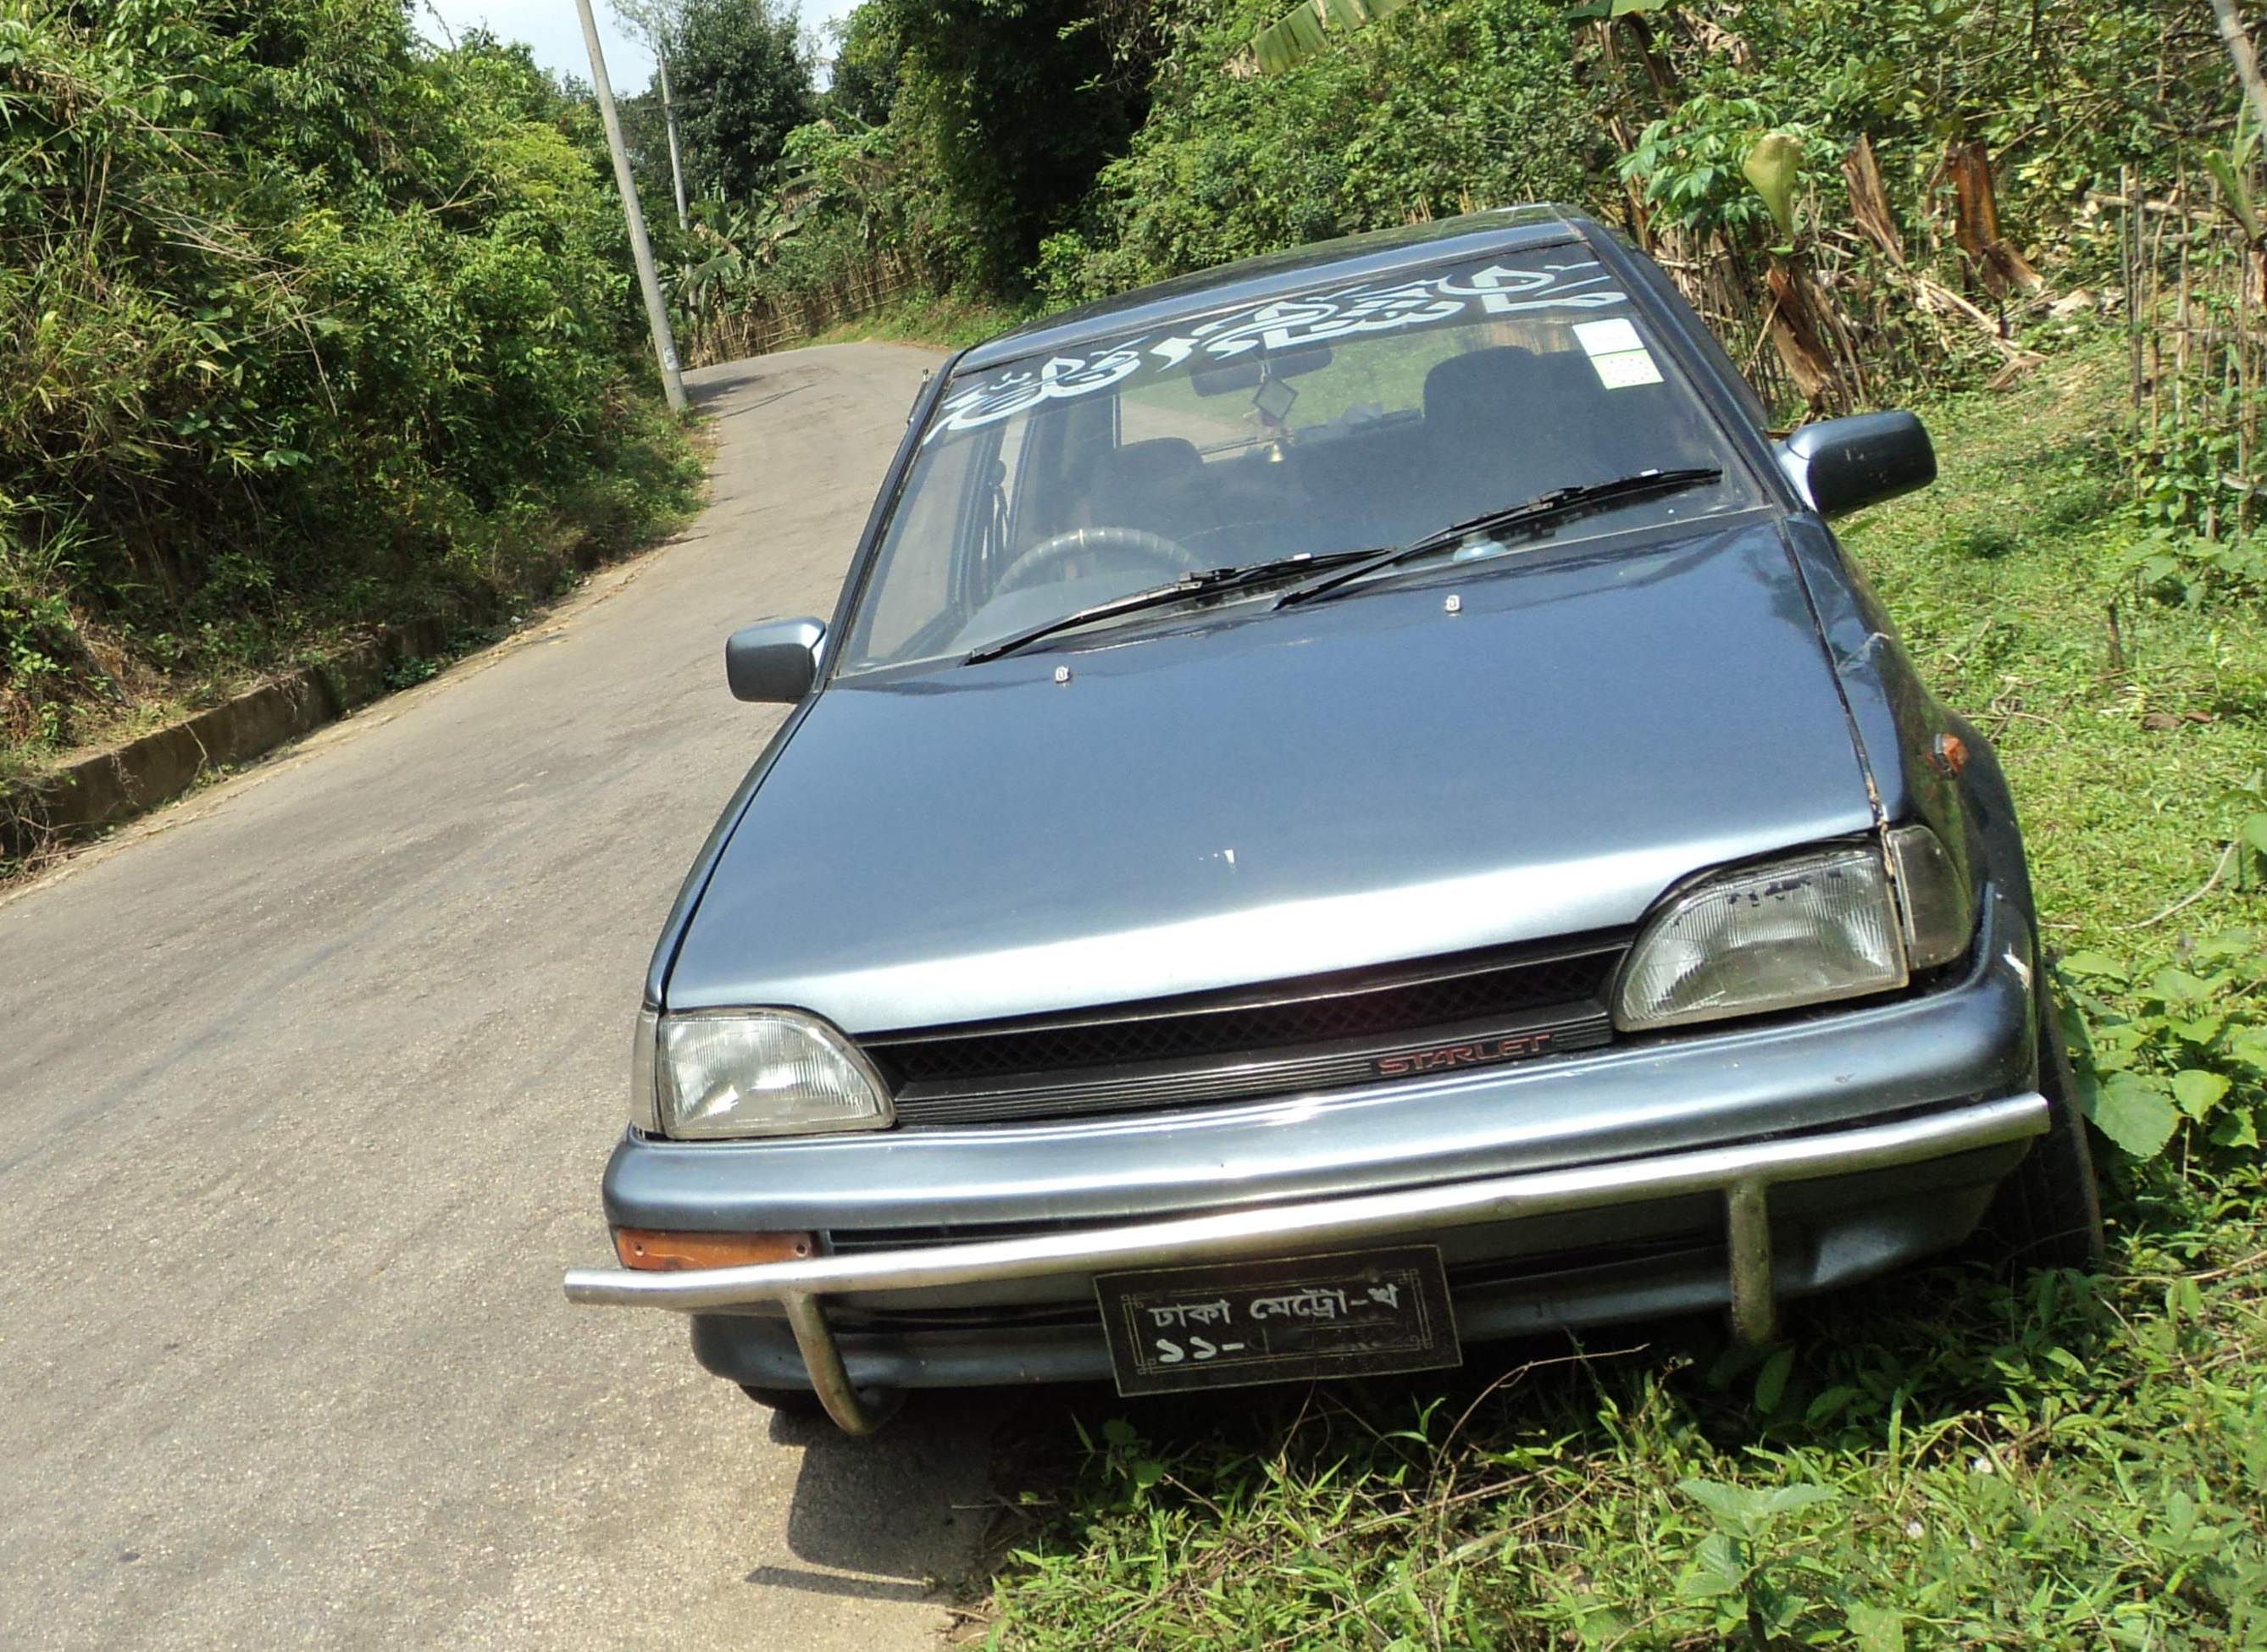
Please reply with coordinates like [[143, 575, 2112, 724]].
[[1188, 343, 1336, 397], [1776, 410, 1936, 518], [1268, 343, 1333, 378], [725, 618, 825, 704], [1190, 360, 1263, 396]]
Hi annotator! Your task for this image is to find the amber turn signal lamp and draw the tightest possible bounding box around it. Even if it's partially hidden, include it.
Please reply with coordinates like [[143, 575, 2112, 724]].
[[612, 1228, 815, 1272], [1932, 732, 1969, 775]]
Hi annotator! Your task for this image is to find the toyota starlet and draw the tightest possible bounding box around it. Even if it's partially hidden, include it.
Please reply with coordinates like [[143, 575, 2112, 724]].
[[563, 205, 2101, 1433]]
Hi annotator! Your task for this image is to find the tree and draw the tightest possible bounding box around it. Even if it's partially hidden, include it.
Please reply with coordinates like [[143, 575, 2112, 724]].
[[663, 0, 813, 203], [858, 0, 1165, 287], [822, 5, 899, 128]]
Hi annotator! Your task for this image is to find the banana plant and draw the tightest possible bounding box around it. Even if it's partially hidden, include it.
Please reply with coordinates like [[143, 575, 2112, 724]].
[[1251, 0, 1421, 75], [1742, 130, 1804, 241], [1560, 0, 1676, 19], [677, 199, 805, 313], [2201, 107, 2263, 242]]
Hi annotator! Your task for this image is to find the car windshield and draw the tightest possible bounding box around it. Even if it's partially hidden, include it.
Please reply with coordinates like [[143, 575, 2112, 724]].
[[839, 243, 1762, 674]]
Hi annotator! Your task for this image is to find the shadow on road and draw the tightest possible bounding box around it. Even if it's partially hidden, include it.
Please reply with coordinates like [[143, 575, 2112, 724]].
[[756, 1390, 1014, 1605], [686, 359, 818, 416], [685, 361, 769, 410]]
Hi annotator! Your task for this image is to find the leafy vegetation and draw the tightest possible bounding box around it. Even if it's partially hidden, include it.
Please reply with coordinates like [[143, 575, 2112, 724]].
[[1034, 0, 1602, 305], [612, 0, 812, 212], [967, 339, 2267, 1652], [639, 0, 2232, 401], [620, 0, 1172, 357], [650, 0, 807, 203], [978, 1224, 2266, 1650], [0, 0, 701, 773]]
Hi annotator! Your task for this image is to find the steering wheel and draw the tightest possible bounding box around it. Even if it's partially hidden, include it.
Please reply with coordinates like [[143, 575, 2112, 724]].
[[993, 525, 1203, 596]]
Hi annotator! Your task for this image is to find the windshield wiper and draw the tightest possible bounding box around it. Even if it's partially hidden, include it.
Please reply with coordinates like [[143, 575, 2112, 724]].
[[962, 547, 1385, 664], [1274, 467, 1724, 609]]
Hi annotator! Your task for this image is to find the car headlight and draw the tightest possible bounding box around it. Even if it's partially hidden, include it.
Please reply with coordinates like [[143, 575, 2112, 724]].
[[1615, 829, 1972, 1031], [650, 1009, 894, 1139]]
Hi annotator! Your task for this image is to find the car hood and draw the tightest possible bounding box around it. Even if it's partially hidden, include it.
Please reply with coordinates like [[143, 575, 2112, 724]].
[[667, 520, 1877, 1032]]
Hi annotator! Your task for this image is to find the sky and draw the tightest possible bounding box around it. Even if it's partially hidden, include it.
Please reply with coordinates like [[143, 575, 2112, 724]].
[[412, 0, 857, 92]]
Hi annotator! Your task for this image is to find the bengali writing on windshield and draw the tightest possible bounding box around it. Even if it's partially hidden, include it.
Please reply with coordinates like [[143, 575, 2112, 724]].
[[924, 258, 1632, 442]]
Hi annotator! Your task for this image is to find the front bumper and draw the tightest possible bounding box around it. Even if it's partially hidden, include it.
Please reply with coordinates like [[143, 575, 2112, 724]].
[[568, 885, 2045, 1432], [566, 1093, 2047, 1432]]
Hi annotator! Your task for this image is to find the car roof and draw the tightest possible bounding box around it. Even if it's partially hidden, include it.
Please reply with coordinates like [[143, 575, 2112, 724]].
[[957, 203, 1601, 374]]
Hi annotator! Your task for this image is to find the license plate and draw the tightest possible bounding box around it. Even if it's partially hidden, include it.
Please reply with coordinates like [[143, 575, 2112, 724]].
[[1095, 1246, 1461, 1396]]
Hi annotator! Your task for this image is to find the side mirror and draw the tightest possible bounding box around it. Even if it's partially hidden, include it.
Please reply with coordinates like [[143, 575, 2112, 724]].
[[724, 618, 825, 704], [1776, 410, 1937, 518]]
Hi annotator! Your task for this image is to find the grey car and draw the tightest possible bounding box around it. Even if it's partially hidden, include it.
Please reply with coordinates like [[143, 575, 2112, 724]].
[[565, 205, 2103, 1433]]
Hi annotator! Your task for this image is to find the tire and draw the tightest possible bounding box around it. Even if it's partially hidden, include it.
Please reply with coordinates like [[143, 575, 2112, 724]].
[[740, 1383, 830, 1417], [738, 1382, 905, 1430], [1983, 984, 2106, 1272]]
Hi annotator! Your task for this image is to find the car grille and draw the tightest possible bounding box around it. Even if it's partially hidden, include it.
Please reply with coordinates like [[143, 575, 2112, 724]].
[[857, 936, 1624, 1128]]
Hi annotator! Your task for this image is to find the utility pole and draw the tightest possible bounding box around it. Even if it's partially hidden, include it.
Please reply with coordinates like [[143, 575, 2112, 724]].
[[657, 52, 689, 233], [574, 0, 686, 412]]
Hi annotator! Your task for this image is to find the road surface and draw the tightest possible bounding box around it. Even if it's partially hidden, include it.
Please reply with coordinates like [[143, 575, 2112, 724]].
[[0, 346, 999, 1649]]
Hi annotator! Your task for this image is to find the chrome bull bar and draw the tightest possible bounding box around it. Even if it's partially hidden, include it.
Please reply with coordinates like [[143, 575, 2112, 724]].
[[564, 1093, 2048, 1433]]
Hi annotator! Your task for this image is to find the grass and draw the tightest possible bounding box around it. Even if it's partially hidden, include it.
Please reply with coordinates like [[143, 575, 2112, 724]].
[[0, 396, 706, 796], [962, 335, 2267, 1650], [797, 289, 1038, 352]]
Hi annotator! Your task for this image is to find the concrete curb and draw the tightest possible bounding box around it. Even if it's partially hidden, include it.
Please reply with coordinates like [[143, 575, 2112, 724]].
[[1, 613, 456, 863]]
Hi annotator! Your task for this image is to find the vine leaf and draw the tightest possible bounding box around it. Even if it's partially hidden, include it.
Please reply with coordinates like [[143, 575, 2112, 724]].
[[2171, 1069, 2231, 1119], [2085, 1071, 2179, 1159]]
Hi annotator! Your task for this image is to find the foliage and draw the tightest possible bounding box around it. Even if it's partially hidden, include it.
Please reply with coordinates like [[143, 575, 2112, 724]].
[[653, 0, 2243, 423], [1617, 96, 1829, 243], [1034, 0, 1603, 306], [2059, 930, 2267, 1163], [0, 0, 698, 759], [658, 0, 811, 204], [821, 2, 901, 128], [982, 1211, 2267, 1650], [1249, 0, 1420, 75], [2120, 529, 2267, 611], [624, 0, 1161, 353], [607, 0, 813, 215], [656, 110, 971, 363], [849, 0, 1166, 289]]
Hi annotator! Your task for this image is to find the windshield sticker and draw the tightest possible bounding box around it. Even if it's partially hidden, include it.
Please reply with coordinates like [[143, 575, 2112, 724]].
[[922, 344, 1150, 442], [925, 258, 1630, 442], [1572, 316, 1664, 389]]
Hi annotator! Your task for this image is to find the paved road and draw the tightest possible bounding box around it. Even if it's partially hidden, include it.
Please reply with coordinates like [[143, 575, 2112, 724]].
[[0, 346, 1000, 1649]]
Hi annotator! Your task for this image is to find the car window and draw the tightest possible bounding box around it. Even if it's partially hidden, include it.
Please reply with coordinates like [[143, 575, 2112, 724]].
[[851, 417, 992, 663], [840, 243, 1761, 674]]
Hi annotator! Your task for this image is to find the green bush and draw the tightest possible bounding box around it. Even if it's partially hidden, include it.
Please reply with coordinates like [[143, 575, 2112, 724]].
[[1036, 0, 1605, 306], [0, 0, 695, 756]]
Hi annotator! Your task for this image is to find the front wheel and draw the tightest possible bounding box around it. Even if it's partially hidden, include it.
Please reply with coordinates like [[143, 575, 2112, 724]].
[[1982, 988, 2106, 1272], [739, 1382, 905, 1432], [740, 1383, 830, 1419]]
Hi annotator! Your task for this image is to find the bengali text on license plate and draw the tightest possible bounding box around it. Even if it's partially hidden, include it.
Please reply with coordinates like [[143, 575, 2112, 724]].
[[1094, 1246, 1461, 1396]]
